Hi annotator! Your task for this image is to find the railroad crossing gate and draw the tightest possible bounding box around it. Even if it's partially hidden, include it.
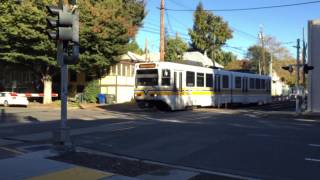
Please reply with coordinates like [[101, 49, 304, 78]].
[[308, 19, 320, 112]]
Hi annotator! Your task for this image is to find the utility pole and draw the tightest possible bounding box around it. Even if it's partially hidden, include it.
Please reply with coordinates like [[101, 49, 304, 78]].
[[160, 0, 165, 61], [295, 39, 301, 115], [259, 25, 265, 75], [269, 54, 273, 77]]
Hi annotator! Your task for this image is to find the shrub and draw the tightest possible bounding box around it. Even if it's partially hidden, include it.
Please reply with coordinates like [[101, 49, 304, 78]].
[[83, 80, 100, 103]]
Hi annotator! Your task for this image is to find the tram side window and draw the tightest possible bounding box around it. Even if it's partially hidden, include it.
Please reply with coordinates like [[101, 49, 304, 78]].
[[256, 78, 261, 89], [261, 79, 266, 89], [161, 69, 171, 86], [186, 71, 195, 87], [249, 78, 255, 89], [222, 75, 229, 88], [197, 73, 204, 87], [206, 73, 213, 87], [235, 76, 241, 88]]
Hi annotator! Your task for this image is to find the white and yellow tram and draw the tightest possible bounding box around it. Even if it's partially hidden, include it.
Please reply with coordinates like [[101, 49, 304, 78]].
[[134, 62, 271, 110]]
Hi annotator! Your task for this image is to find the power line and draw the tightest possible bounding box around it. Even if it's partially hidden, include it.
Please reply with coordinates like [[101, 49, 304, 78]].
[[163, 0, 320, 12], [169, 0, 192, 10]]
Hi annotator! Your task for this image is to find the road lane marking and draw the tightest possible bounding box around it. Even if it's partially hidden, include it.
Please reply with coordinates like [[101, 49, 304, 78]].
[[0, 146, 24, 155], [295, 119, 317, 122], [305, 158, 320, 162], [26, 166, 113, 180], [110, 127, 135, 132], [309, 144, 320, 148]]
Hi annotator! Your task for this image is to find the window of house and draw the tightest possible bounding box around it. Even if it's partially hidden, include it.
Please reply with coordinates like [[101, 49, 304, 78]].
[[186, 71, 195, 87], [122, 64, 127, 76], [70, 71, 77, 82], [85, 74, 93, 82], [235, 77, 242, 88], [117, 64, 121, 76], [206, 73, 213, 87], [249, 78, 255, 89], [111, 65, 116, 75], [222, 75, 229, 88], [161, 69, 171, 86], [197, 73, 204, 87]]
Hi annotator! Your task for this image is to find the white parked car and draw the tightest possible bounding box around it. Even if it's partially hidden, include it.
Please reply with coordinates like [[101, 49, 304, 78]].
[[0, 92, 29, 107]]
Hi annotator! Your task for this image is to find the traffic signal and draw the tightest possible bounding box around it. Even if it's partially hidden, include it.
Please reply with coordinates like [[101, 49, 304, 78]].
[[303, 64, 314, 74], [46, 5, 79, 64], [63, 9, 79, 65], [46, 6, 74, 41], [282, 65, 294, 73]]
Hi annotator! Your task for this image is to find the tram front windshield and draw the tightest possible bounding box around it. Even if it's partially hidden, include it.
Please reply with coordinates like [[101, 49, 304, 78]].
[[136, 69, 158, 86]]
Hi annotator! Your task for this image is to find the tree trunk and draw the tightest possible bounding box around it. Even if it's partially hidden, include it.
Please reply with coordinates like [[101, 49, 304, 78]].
[[43, 75, 52, 104]]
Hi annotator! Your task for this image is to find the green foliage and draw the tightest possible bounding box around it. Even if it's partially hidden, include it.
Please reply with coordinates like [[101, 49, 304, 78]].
[[165, 35, 188, 61], [78, 0, 146, 76], [0, 0, 57, 77], [220, 51, 237, 66], [83, 80, 100, 103], [247, 39, 296, 86], [188, 2, 232, 64], [246, 45, 271, 74], [127, 39, 144, 55], [0, 0, 145, 77]]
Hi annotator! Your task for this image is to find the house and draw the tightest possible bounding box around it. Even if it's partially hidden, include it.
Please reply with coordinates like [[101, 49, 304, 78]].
[[271, 71, 290, 96]]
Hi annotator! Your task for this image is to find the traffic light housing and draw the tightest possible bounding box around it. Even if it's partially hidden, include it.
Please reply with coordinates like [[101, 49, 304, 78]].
[[46, 5, 79, 64], [303, 64, 314, 74], [282, 65, 293, 73]]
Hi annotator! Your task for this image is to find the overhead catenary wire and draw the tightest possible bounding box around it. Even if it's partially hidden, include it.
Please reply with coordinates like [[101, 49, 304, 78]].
[[162, 0, 320, 12]]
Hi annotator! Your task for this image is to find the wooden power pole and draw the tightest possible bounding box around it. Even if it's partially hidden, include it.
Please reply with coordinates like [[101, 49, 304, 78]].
[[259, 25, 265, 75], [160, 0, 165, 61]]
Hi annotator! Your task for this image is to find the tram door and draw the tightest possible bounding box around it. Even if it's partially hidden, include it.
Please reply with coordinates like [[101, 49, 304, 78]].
[[174, 71, 183, 109]]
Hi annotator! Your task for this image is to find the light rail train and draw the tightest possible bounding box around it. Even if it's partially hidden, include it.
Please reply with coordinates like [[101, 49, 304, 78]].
[[134, 62, 271, 110]]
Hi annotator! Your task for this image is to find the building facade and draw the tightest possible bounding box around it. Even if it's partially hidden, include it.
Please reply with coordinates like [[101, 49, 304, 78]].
[[308, 19, 320, 112]]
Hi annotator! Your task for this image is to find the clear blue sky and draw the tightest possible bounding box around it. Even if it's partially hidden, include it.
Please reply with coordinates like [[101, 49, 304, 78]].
[[135, 0, 320, 59]]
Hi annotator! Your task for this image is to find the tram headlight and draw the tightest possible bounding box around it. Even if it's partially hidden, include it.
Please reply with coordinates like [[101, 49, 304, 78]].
[[150, 93, 158, 97]]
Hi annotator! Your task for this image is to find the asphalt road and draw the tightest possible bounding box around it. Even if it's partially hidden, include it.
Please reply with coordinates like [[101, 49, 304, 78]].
[[0, 101, 320, 179]]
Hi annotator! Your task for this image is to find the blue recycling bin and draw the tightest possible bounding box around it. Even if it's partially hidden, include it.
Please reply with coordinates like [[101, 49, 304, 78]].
[[98, 94, 106, 104]]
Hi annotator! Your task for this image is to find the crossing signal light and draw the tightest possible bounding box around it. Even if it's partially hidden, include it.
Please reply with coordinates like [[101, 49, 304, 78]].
[[303, 65, 314, 74], [282, 65, 293, 73], [46, 6, 74, 41], [46, 5, 79, 64]]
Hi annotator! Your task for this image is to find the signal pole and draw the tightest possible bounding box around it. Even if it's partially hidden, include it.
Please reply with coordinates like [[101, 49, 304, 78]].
[[47, 0, 79, 153], [160, 0, 165, 61], [295, 39, 301, 115]]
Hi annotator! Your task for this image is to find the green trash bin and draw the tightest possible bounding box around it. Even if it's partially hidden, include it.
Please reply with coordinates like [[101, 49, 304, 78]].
[[106, 94, 115, 104]]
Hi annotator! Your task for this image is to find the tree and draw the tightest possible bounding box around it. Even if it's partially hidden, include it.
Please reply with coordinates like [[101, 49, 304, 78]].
[[220, 51, 237, 66], [0, 0, 145, 103], [0, 0, 57, 104], [224, 60, 252, 71], [246, 45, 271, 74], [127, 39, 144, 55], [165, 35, 188, 61], [78, 0, 145, 76], [188, 2, 232, 64]]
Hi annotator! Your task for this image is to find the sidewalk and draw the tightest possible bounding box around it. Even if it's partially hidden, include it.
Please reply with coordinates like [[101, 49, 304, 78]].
[[0, 150, 136, 180], [0, 147, 241, 180]]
